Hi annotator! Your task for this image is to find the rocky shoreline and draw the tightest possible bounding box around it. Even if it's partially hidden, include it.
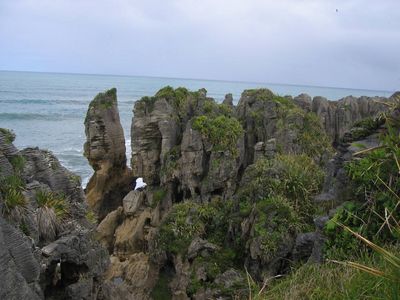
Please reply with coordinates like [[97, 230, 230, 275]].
[[0, 87, 397, 299]]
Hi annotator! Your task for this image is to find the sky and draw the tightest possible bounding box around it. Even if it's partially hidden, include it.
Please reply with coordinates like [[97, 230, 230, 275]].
[[0, 0, 399, 91]]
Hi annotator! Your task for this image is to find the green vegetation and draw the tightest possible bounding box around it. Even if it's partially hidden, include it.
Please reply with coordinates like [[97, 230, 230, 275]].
[[238, 154, 324, 221], [10, 155, 26, 173], [326, 122, 400, 257], [319, 104, 400, 298], [254, 196, 301, 256], [0, 128, 15, 144], [19, 221, 30, 235], [157, 201, 213, 254], [348, 116, 384, 141], [136, 86, 195, 117], [243, 89, 274, 102], [36, 189, 69, 242], [35, 189, 69, 219], [263, 246, 400, 299], [157, 198, 234, 254], [0, 175, 26, 215], [244, 90, 332, 160], [299, 112, 333, 159], [202, 98, 233, 117], [156, 199, 246, 298], [192, 115, 243, 155], [187, 249, 247, 298], [156, 86, 190, 114], [69, 174, 81, 185], [234, 154, 324, 262], [86, 210, 97, 224], [152, 188, 167, 208], [353, 116, 383, 131], [160, 146, 180, 180], [90, 88, 117, 110], [151, 270, 172, 300]]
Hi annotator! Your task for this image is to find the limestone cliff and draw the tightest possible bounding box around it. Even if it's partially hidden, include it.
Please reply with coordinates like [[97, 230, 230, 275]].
[[83, 86, 394, 299], [311, 95, 388, 143], [0, 128, 109, 300], [84, 88, 133, 220]]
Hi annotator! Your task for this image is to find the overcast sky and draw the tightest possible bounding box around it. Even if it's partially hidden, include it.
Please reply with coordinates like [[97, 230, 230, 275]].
[[0, 0, 399, 91]]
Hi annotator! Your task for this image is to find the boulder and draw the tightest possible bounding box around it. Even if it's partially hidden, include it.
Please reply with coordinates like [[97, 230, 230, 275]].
[[122, 190, 145, 216], [187, 238, 219, 260], [214, 268, 243, 289], [96, 206, 124, 252]]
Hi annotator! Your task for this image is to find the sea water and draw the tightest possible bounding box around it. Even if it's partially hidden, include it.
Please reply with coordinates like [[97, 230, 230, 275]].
[[0, 70, 394, 186]]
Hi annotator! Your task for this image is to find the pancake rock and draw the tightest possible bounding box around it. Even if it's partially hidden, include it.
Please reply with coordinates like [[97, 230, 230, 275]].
[[84, 88, 133, 220]]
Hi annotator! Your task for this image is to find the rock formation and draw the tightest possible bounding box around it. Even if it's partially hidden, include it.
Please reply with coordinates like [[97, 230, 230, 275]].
[[92, 86, 393, 299], [311, 95, 388, 143], [1, 86, 393, 300], [84, 88, 133, 220], [0, 128, 109, 300]]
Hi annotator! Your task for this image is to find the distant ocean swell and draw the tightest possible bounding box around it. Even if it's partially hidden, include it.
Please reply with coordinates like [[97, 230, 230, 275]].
[[0, 99, 136, 105], [0, 112, 80, 121], [0, 70, 393, 188]]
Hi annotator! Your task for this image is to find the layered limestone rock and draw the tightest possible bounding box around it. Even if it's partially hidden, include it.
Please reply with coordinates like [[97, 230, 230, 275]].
[[236, 89, 333, 168], [311, 95, 388, 143], [84, 88, 133, 220], [88, 86, 393, 299], [131, 96, 180, 186], [131, 87, 244, 202], [96, 189, 163, 299], [0, 129, 109, 300]]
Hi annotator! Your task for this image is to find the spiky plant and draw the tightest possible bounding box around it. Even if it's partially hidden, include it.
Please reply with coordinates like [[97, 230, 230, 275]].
[[86, 210, 97, 224], [0, 175, 26, 215], [37, 206, 58, 242], [35, 189, 69, 242], [330, 223, 400, 299]]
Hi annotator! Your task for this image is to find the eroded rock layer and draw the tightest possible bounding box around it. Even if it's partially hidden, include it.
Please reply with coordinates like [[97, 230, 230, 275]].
[[84, 88, 133, 220], [96, 87, 393, 299], [0, 129, 109, 300]]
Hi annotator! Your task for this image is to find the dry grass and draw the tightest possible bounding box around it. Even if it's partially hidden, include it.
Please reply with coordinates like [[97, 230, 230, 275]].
[[36, 206, 58, 242]]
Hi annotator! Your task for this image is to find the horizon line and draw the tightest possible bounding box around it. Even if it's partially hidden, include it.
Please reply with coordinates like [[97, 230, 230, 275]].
[[0, 69, 395, 94]]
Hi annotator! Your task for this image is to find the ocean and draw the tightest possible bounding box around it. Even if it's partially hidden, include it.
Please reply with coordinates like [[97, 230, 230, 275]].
[[0, 70, 394, 186]]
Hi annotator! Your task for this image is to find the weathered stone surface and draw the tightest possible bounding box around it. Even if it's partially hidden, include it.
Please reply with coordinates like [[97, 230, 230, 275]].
[[114, 209, 152, 256], [294, 93, 312, 112], [0, 129, 18, 157], [0, 216, 41, 300], [122, 190, 145, 216], [65, 278, 93, 300], [84, 88, 133, 220], [223, 93, 234, 106], [21, 147, 86, 218], [41, 232, 109, 278], [178, 123, 206, 199], [104, 253, 157, 300], [170, 255, 190, 300], [214, 268, 243, 289], [96, 206, 124, 252], [311, 95, 388, 142], [292, 232, 316, 263], [187, 237, 219, 260], [0, 130, 109, 300], [96, 88, 394, 298], [131, 97, 179, 185], [0, 152, 14, 178]]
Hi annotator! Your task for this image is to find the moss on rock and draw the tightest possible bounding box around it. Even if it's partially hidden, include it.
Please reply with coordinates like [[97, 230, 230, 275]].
[[192, 115, 243, 156], [90, 87, 117, 110], [0, 128, 16, 144]]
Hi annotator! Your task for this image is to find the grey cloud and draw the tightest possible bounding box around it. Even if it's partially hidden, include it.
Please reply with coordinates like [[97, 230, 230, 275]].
[[0, 0, 399, 91]]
